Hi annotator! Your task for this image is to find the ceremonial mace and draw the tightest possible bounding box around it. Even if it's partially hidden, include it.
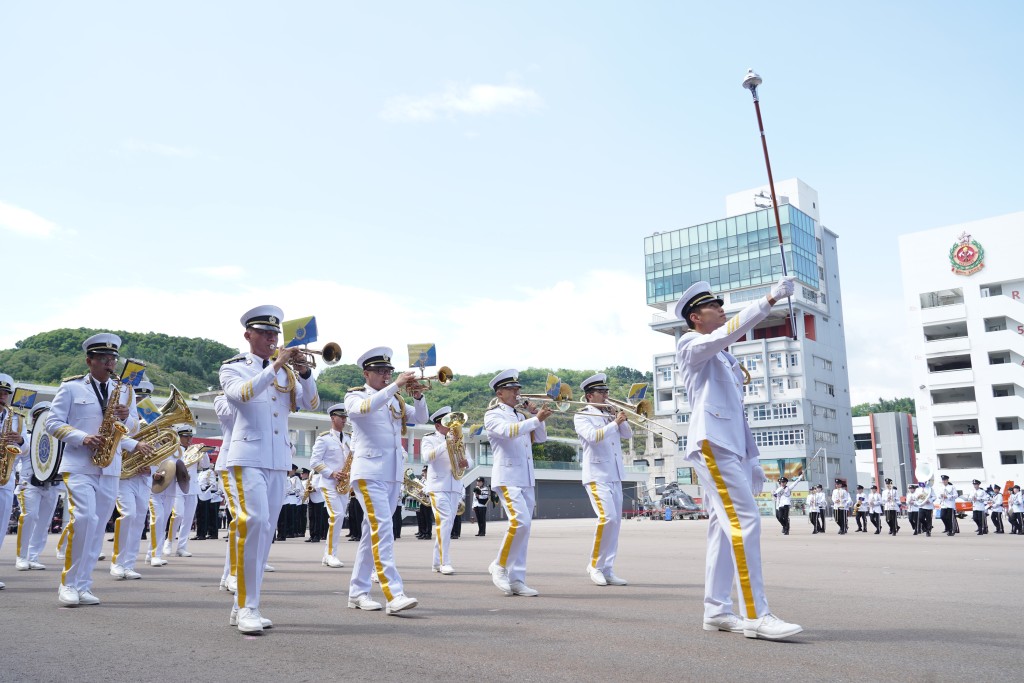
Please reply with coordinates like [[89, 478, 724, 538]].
[[742, 68, 798, 341]]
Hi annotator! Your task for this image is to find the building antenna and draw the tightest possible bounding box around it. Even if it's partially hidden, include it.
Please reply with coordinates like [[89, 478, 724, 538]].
[[742, 69, 798, 341]]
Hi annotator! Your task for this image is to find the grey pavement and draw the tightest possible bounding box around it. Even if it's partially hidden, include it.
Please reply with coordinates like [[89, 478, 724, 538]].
[[1, 516, 1020, 682]]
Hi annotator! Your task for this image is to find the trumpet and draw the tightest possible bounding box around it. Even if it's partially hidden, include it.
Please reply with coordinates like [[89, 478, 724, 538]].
[[403, 365, 454, 396], [273, 342, 342, 369]]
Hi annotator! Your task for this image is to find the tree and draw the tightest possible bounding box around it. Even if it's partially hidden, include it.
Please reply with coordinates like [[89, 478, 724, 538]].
[[851, 397, 916, 417]]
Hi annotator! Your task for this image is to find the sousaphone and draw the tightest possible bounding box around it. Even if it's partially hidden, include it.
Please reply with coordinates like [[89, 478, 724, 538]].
[[30, 408, 64, 484]]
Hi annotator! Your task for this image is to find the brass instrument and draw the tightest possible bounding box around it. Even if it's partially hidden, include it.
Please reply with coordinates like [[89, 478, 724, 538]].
[[183, 443, 213, 468], [516, 383, 574, 412], [93, 370, 129, 468], [287, 341, 342, 369], [1, 405, 22, 485], [442, 411, 469, 480], [403, 365, 454, 397], [120, 385, 194, 479], [402, 468, 431, 507], [567, 395, 681, 445], [301, 473, 315, 503], [335, 451, 353, 495]]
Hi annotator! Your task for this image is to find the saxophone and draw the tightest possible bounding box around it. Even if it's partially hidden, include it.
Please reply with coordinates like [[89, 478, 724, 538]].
[[335, 452, 353, 495], [1, 406, 21, 485], [92, 371, 129, 468]]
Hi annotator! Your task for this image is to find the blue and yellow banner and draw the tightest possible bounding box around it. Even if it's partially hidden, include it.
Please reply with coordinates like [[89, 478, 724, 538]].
[[468, 424, 484, 437], [545, 373, 562, 399], [408, 343, 436, 368], [137, 397, 160, 424], [284, 316, 318, 348], [120, 360, 146, 387], [11, 388, 37, 409], [628, 383, 648, 403]]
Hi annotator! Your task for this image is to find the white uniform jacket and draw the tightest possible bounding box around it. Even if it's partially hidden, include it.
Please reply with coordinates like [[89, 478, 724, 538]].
[[772, 475, 802, 508], [197, 468, 216, 500], [46, 375, 140, 476], [938, 483, 958, 509], [988, 492, 1004, 512], [309, 429, 351, 490], [867, 492, 883, 515], [573, 406, 630, 485], [1, 406, 28, 491], [484, 402, 547, 488], [882, 487, 901, 511], [676, 297, 772, 462], [219, 353, 318, 471], [906, 490, 920, 512], [967, 488, 989, 511], [344, 382, 427, 483], [213, 394, 234, 474], [422, 431, 474, 494], [1009, 492, 1024, 513], [832, 488, 851, 511]]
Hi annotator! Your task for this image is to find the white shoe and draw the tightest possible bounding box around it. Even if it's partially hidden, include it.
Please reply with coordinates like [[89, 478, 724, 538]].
[[227, 576, 238, 594], [322, 556, 344, 568], [110, 564, 127, 579], [431, 566, 440, 573], [587, 566, 608, 586], [370, 572, 379, 584], [264, 564, 275, 572], [58, 585, 80, 606], [703, 613, 744, 633], [0, 581, 4, 590], [510, 581, 539, 597], [28, 561, 46, 570], [230, 606, 274, 628], [16, 558, 30, 571], [743, 613, 803, 640], [175, 550, 193, 558], [150, 557, 168, 567], [489, 561, 511, 595], [162, 541, 171, 556], [348, 593, 383, 611], [603, 571, 628, 586], [235, 607, 265, 634], [78, 590, 100, 605], [124, 569, 142, 580], [386, 594, 418, 615], [97, 553, 106, 561], [439, 565, 455, 575], [56, 550, 65, 560]]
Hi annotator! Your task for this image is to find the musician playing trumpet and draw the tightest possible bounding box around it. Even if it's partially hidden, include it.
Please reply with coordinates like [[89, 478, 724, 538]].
[[573, 373, 630, 587], [422, 406, 473, 576], [309, 403, 352, 569]]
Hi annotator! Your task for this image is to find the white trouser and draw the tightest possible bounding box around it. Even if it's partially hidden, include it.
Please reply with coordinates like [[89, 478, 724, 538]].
[[148, 487, 175, 559], [220, 471, 238, 582], [689, 441, 769, 621], [585, 481, 623, 573], [113, 476, 150, 570], [17, 484, 61, 562], [172, 492, 198, 551], [348, 479, 404, 602], [428, 491, 459, 568], [227, 466, 284, 612], [494, 485, 535, 584], [61, 473, 118, 593], [320, 486, 349, 560], [0, 486, 13, 555]]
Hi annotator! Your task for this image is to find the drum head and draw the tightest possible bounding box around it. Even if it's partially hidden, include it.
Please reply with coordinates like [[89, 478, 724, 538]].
[[30, 409, 63, 483]]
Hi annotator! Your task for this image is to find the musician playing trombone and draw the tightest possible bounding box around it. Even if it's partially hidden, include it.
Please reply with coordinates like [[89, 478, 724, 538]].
[[485, 369, 551, 598], [673, 277, 802, 640], [309, 403, 352, 569], [422, 406, 473, 576], [573, 373, 630, 587]]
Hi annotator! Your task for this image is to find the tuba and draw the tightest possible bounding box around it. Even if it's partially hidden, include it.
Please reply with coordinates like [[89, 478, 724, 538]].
[[93, 371, 129, 468], [402, 468, 431, 507], [120, 385, 194, 479], [0, 406, 22, 485], [442, 411, 469, 480], [183, 443, 213, 468]]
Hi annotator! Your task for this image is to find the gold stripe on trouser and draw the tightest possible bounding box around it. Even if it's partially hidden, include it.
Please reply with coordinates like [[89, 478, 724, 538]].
[[231, 467, 249, 607], [58, 525, 69, 553], [16, 489, 27, 557], [587, 482, 607, 569], [221, 472, 238, 577], [322, 488, 336, 557], [357, 479, 394, 602], [429, 492, 443, 565], [167, 508, 176, 544], [497, 487, 519, 568], [61, 474, 76, 585], [112, 498, 125, 562], [148, 500, 158, 553], [701, 441, 756, 619]]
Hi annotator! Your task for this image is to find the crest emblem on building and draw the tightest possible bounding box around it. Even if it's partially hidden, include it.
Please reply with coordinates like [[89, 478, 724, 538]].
[[948, 232, 985, 276]]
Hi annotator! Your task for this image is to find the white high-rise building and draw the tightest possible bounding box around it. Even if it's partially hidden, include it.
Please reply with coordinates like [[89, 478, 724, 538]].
[[899, 212, 1024, 492], [643, 179, 856, 509]]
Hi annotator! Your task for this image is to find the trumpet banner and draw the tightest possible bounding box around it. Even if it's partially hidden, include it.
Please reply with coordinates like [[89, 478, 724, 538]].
[[408, 343, 436, 368], [284, 316, 318, 348]]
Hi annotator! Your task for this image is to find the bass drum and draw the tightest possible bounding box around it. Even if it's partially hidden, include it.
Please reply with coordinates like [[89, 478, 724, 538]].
[[30, 408, 64, 484]]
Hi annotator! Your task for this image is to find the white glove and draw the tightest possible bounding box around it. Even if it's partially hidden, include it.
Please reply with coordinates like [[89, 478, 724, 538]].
[[750, 464, 768, 497], [770, 275, 796, 301]]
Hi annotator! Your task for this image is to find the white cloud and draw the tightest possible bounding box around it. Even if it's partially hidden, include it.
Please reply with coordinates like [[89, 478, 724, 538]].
[[119, 139, 199, 159], [191, 265, 245, 280], [0, 200, 65, 238], [381, 82, 544, 123]]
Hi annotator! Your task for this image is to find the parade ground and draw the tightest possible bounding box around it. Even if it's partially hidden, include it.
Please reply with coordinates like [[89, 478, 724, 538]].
[[1, 516, 1020, 682]]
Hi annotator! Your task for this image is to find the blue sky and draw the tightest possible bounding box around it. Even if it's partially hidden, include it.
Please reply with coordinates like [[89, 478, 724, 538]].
[[2, 2, 1021, 403]]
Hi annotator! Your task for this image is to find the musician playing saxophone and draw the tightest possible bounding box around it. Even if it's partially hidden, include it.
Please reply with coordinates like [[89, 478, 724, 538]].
[[46, 333, 151, 607], [422, 406, 473, 576], [573, 373, 630, 587], [1, 372, 29, 590], [309, 403, 352, 569]]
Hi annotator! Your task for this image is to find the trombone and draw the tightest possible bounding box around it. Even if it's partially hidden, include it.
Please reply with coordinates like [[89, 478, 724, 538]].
[[515, 383, 574, 412], [567, 395, 681, 445]]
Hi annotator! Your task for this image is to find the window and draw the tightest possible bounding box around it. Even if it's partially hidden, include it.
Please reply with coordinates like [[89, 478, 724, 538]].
[[812, 405, 837, 420], [658, 366, 673, 382], [744, 378, 764, 397], [813, 355, 833, 371], [802, 286, 818, 302], [771, 377, 784, 393], [741, 353, 763, 371], [749, 402, 798, 421], [676, 467, 695, 485], [816, 238, 822, 254], [653, 458, 665, 467], [769, 352, 784, 369], [788, 353, 799, 368], [853, 432, 872, 449], [815, 380, 835, 397], [814, 430, 839, 444], [655, 477, 666, 486], [752, 428, 805, 447], [818, 266, 825, 280], [675, 413, 691, 424], [1000, 451, 1023, 465], [787, 378, 801, 389]]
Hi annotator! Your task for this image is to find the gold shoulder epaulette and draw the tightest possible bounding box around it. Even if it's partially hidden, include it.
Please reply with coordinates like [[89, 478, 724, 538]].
[[222, 355, 246, 365], [347, 386, 365, 393], [61, 374, 86, 383]]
